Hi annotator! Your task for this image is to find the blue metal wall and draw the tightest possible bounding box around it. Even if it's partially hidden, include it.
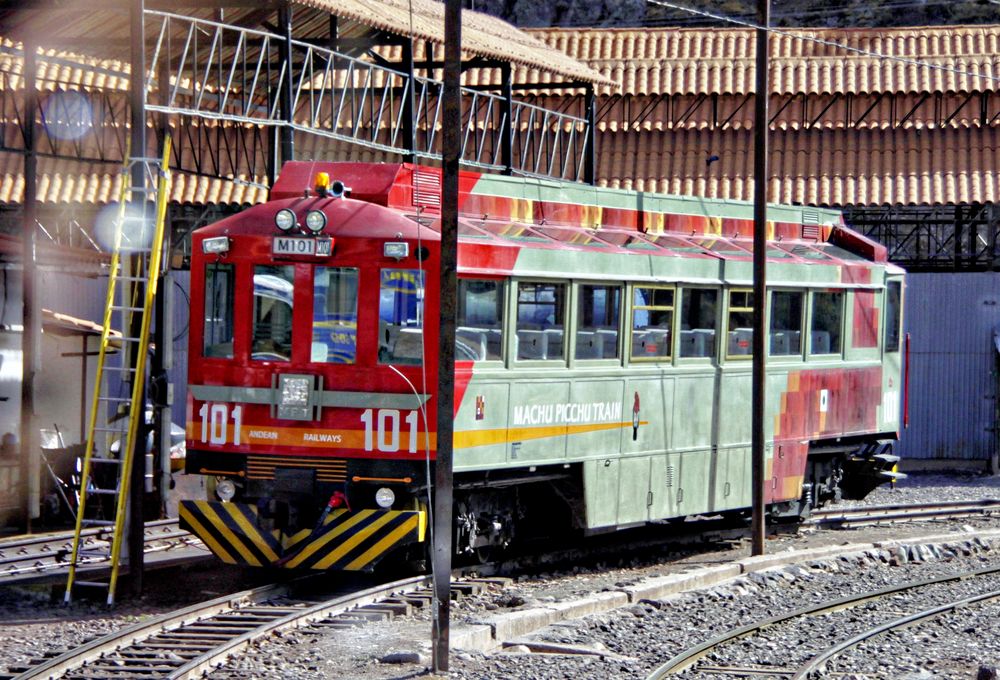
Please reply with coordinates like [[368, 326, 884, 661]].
[[899, 273, 1000, 461]]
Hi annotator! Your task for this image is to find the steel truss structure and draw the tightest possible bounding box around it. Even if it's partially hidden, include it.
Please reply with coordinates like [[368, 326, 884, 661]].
[[846, 203, 1000, 272], [600, 91, 1000, 131], [144, 11, 591, 181]]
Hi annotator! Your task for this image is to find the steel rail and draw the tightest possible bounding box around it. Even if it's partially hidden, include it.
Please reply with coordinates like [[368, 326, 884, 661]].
[[12, 575, 431, 680], [11, 581, 297, 680], [645, 564, 1000, 678], [0, 519, 205, 582], [809, 499, 1000, 526], [167, 576, 429, 679], [791, 585, 1000, 679]]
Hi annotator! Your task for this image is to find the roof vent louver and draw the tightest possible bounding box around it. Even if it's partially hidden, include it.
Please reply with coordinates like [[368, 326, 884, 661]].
[[801, 210, 821, 240], [413, 170, 441, 210]]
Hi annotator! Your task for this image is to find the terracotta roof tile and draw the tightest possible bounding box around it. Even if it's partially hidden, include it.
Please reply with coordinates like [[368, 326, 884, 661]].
[[595, 127, 1000, 206], [521, 26, 1000, 96], [0, 152, 268, 206]]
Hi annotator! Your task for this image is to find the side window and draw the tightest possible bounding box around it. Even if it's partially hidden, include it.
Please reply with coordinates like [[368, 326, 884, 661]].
[[312, 267, 359, 364], [726, 289, 754, 358], [678, 288, 718, 358], [576, 284, 621, 360], [457, 279, 503, 361], [515, 282, 566, 361], [811, 291, 843, 355], [631, 286, 674, 360], [769, 291, 804, 356], [252, 265, 294, 361], [203, 263, 235, 358], [884, 281, 902, 353], [378, 269, 426, 366]]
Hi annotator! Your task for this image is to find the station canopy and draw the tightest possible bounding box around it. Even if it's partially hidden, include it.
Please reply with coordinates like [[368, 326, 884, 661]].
[[0, 0, 609, 85]]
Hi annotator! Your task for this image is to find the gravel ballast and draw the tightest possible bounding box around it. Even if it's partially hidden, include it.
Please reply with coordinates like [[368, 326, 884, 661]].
[[1, 472, 999, 680]]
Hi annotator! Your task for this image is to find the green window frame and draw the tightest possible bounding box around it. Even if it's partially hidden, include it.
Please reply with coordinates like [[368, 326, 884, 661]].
[[457, 279, 504, 362], [726, 288, 754, 359], [769, 290, 804, 357], [515, 281, 567, 361], [810, 291, 844, 356], [631, 285, 674, 361], [576, 283, 622, 360], [678, 287, 718, 359]]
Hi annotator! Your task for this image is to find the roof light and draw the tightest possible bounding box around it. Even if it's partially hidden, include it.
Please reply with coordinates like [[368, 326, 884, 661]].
[[305, 210, 327, 233], [384, 242, 409, 259], [202, 236, 230, 255], [314, 171, 330, 195], [275, 208, 296, 232]]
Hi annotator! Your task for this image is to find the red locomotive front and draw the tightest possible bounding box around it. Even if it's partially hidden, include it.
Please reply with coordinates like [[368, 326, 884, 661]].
[[182, 169, 439, 570]]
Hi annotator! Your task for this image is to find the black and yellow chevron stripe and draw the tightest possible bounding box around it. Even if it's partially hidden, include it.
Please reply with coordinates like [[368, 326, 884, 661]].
[[179, 501, 425, 571]]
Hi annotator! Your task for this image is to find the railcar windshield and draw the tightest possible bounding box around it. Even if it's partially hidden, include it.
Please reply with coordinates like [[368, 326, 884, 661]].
[[378, 269, 426, 365], [203, 263, 235, 358], [252, 265, 294, 361], [312, 267, 359, 363]]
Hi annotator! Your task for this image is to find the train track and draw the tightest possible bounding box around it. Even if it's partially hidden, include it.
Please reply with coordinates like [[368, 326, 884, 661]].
[[0, 520, 207, 585], [5, 575, 490, 680], [808, 499, 1000, 528], [646, 564, 1000, 679]]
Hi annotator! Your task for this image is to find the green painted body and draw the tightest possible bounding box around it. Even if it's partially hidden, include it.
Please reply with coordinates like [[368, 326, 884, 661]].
[[449, 246, 903, 529]]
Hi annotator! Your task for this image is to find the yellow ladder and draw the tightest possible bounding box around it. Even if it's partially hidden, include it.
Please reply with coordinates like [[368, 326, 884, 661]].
[[64, 136, 172, 606]]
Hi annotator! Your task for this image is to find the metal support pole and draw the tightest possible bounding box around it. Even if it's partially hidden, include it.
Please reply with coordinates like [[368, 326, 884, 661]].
[[278, 2, 294, 165], [433, 0, 461, 672], [153, 45, 173, 514], [402, 38, 416, 163], [127, 0, 147, 594], [20, 39, 40, 530], [751, 0, 770, 557], [584, 83, 596, 185], [501, 62, 512, 175]]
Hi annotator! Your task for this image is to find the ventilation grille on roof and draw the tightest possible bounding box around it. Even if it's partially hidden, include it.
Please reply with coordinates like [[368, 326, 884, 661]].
[[801, 210, 821, 240], [413, 170, 441, 209]]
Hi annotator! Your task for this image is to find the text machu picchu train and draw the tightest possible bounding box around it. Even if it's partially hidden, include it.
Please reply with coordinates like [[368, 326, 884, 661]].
[[179, 161, 906, 571]]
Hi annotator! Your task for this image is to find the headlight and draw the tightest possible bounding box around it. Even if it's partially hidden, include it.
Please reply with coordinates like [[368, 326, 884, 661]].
[[304, 210, 327, 233], [202, 236, 230, 254], [384, 241, 409, 259], [275, 208, 296, 232], [375, 487, 395, 508], [216, 479, 237, 502]]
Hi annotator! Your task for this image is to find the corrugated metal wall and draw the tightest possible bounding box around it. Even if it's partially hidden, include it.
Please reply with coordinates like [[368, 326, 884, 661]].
[[899, 273, 1000, 461]]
